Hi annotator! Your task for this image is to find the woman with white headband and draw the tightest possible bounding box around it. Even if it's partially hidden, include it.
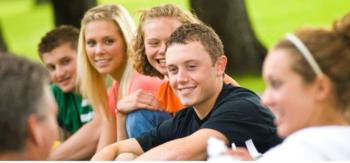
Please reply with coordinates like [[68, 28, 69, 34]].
[[227, 12, 350, 160]]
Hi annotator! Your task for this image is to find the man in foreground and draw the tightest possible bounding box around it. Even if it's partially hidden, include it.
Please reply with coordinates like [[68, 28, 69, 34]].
[[0, 53, 59, 160]]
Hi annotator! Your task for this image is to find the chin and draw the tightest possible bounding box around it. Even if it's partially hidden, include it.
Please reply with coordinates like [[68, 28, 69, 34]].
[[61, 86, 75, 93], [155, 67, 167, 75], [178, 98, 195, 107], [96, 69, 111, 75], [277, 126, 294, 138]]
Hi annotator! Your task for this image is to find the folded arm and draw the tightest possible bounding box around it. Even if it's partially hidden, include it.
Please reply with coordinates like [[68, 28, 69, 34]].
[[135, 128, 228, 161], [91, 138, 144, 160], [49, 112, 101, 160]]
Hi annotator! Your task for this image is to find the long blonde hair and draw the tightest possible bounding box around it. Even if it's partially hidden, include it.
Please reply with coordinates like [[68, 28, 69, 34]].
[[77, 4, 136, 119]]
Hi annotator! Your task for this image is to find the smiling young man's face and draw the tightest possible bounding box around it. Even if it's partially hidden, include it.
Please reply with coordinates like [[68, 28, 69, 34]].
[[166, 41, 225, 109], [42, 43, 77, 93]]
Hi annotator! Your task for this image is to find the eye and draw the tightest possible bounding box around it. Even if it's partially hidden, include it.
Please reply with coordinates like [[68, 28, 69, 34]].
[[46, 65, 55, 71], [187, 64, 197, 71], [104, 38, 114, 45], [86, 39, 96, 47], [146, 40, 160, 47], [62, 58, 70, 65], [167, 66, 178, 75], [270, 79, 282, 89]]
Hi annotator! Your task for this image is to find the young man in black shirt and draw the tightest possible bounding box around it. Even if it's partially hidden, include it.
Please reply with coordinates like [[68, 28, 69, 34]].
[[92, 23, 282, 161]]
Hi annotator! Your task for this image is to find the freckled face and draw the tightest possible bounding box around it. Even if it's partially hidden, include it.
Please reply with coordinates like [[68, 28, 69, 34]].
[[143, 17, 182, 75]]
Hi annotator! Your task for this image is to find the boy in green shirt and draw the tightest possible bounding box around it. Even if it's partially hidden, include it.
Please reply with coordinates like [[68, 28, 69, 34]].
[[38, 25, 100, 160]]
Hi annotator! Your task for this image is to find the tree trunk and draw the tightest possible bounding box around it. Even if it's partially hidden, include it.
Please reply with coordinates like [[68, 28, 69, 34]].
[[51, 0, 97, 28], [0, 22, 8, 52], [190, 0, 266, 75]]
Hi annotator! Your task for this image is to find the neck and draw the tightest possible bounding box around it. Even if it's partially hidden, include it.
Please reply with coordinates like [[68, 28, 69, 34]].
[[193, 80, 223, 120], [309, 103, 348, 127], [110, 60, 127, 81]]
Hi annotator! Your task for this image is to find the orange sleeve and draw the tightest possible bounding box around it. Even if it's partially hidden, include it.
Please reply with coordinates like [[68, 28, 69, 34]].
[[156, 81, 184, 114]]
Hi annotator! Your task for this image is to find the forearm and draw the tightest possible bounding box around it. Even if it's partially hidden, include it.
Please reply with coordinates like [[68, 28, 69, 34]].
[[117, 112, 128, 141], [49, 120, 100, 160], [92, 143, 120, 160], [92, 138, 144, 161], [135, 129, 227, 161], [135, 137, 206, 161], [97, 116, 117, 151]]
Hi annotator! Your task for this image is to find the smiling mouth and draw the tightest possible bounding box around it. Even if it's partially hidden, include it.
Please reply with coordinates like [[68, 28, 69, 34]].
[[156, 58, 166, 65], [178, 86, 196, 95], [58, 77, 71, 85], [270, 108, 282, 125], [95, 59, 110, 67]]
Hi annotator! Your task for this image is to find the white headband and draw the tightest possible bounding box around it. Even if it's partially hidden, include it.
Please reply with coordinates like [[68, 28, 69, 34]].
[[285, 33, 323, 76]]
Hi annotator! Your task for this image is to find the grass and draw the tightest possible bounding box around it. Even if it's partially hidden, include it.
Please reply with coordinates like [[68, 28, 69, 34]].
[[0, 0, 349, 93], [246, 0, 350, 48]]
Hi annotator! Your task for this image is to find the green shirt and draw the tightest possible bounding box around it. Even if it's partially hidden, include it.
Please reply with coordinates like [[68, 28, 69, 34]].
[[50, 84, 94, 134]]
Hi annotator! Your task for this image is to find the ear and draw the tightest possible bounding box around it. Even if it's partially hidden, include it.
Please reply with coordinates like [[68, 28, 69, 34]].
[[215, 55, 227, 77], [313, 75, 333, 101], [27, 115, 44, 147]]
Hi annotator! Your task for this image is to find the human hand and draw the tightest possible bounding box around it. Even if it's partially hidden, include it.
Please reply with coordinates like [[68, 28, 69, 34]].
[[226, 147, 254, 161], [117, 89, 163, 113]]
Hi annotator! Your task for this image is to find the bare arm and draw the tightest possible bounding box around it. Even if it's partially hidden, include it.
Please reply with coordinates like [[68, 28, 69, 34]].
[[116, 112, 128, 141], [91, 138, 144, 160], [116, 89, 162, 141], [117, 89, 162, 113], [135, 128, 228, 161], [97, 113, 117, 151], [49, 112, 102, 160]]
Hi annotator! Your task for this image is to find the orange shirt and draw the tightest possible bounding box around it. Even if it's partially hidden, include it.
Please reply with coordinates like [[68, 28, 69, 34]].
[[156, 81, 183, 114], [108, 73, 162, 114]]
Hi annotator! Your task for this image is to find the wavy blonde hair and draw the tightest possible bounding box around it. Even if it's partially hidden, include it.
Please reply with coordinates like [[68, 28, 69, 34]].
[[77, 4, 135, 119], [129, 4, 201, 79]]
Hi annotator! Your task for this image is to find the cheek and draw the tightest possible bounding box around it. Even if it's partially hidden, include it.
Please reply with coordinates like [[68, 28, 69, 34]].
[[68, 63, 76, 73], [85, 47, 92, 57], [168, 75, 177, 88], [145, 47, 156, 58], [85, 50, 95, 64], [113, 44, 126, 58]]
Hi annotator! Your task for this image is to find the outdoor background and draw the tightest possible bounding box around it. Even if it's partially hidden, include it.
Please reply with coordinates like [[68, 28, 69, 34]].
[[0, 0, 349, 93]]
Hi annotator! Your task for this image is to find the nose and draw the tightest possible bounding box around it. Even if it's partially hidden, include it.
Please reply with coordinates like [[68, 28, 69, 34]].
[[54, 66, 66, 80], [260, 89, 273, 108], [177, 68, 189, 84], [95, 43, 105, 55], [159, 42, 166, 56]]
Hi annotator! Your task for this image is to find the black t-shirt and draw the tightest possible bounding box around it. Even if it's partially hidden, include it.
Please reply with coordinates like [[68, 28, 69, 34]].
[[136, 84, 282, 153]]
